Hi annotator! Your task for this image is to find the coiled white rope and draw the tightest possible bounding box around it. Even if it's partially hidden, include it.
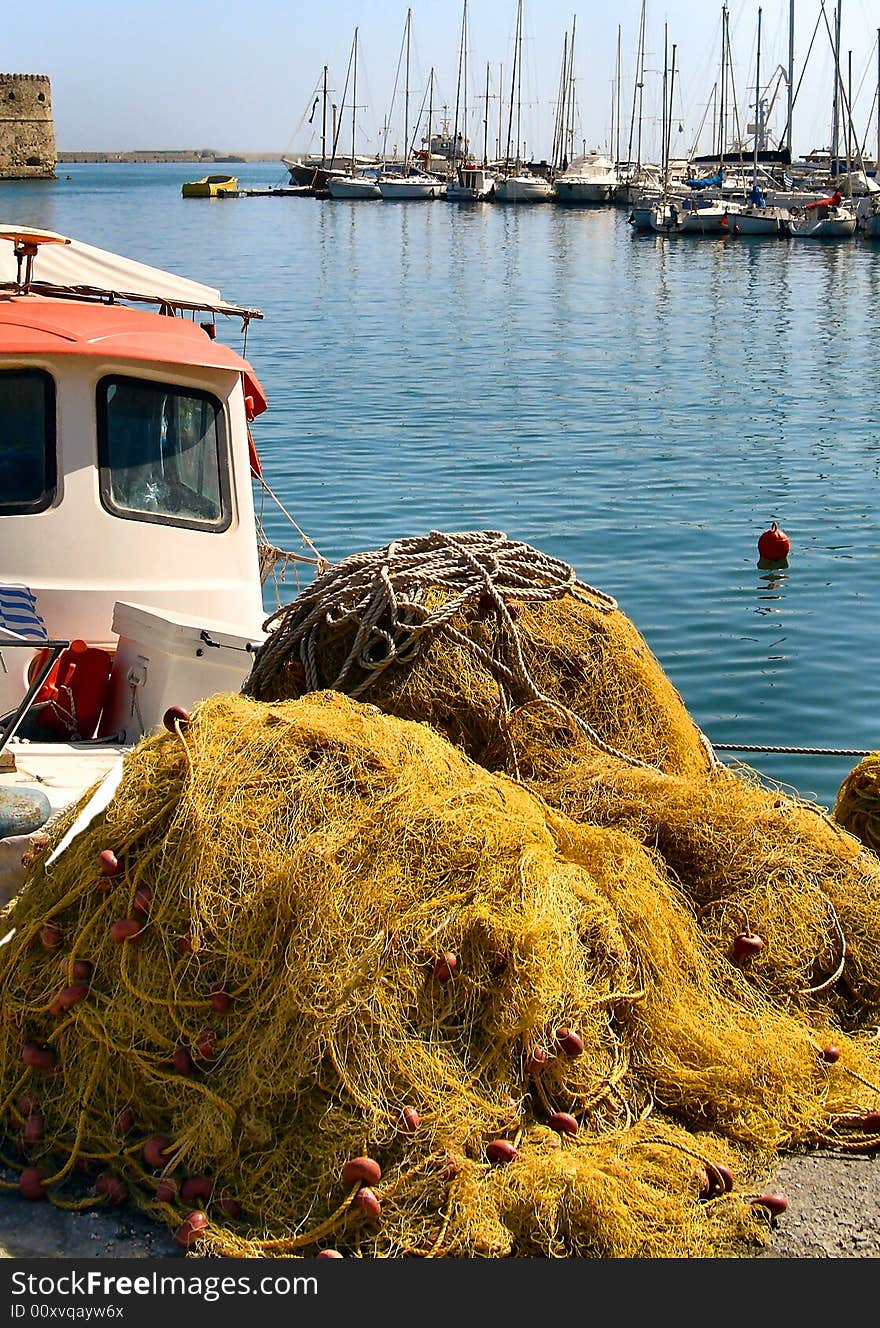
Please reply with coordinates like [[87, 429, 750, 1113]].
[[245, 529, 687, 772]]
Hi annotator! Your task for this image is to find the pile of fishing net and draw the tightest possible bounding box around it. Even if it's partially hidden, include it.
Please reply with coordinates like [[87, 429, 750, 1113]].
[[3, 530, 880, 1260]]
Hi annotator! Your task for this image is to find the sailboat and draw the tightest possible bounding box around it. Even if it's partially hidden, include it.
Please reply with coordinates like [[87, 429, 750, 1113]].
[[327, 29, 382, 200], [789, 4, 857, 237], [446, 1, 496, 201], [282, 66, 370, 192], [729, 8, 791, 235], [674, 6, 741, 234], [494, 0, 554, 202], [379, 10, 444, 200], [649, 32, 683, 232]]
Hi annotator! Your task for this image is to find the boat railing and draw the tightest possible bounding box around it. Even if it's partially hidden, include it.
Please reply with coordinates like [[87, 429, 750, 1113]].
[[0, 636, 70, 756]]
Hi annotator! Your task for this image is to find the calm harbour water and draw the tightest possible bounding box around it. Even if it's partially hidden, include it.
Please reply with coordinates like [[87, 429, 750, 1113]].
[[3, 161, 879, 807]]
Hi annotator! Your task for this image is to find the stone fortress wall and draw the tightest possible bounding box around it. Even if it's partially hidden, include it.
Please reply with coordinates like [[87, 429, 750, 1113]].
[[0, 74, 56, 179]]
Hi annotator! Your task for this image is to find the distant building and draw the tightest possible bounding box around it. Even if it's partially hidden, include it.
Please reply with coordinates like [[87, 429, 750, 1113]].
[[0, 74, 56, 179]]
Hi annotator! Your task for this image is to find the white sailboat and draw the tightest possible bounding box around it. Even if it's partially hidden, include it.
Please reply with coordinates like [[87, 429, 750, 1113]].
[[327, 29, 382, 200], [789, 191, 857, 236], [494, 0, 554, 203], [446, 3, 496, 202], [789, 7, 858, 237], [730, 9, 791, 235], [378, 11, 444, 200], [649, 31, 683, 233]]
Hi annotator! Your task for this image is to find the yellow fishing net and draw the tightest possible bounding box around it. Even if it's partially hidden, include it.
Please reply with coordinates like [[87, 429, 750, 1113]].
[[3, 532, 880, 1259], [833, 753, 880, 858]]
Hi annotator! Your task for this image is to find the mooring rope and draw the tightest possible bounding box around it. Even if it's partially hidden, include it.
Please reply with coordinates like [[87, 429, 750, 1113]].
[[246, 529, 672, 771], [713, 744, 871, 757]]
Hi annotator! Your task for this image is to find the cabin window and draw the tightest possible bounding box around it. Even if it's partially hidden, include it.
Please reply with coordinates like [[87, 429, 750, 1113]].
[[97, 375, 231, 531], [0, 369, 56, 515]]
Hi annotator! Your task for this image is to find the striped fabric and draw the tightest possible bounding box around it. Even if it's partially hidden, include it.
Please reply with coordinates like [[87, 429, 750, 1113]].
[[0, 584, 48, 641]]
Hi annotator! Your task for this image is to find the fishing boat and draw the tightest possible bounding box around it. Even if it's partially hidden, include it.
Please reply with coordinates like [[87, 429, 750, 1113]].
[[0, 224, 317, 894], [180, 175, 238, 199]]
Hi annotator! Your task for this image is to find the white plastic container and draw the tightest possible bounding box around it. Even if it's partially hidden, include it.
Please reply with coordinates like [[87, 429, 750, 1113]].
[[100, 601, 264, 743]]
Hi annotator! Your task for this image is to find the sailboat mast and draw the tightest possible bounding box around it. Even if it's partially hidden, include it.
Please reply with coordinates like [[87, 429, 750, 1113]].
[[554, 31, 568, 172], [351, 27, 358, 170], [427, 69, 434, 176], [847, 50, 853, 176], [719, 6, 727, 167], [753, 6, 762, 188], [667, 44, 677, 179], [516, 0, 523, 164], [615, 24, 622, 166], [504, 2, 520, 169], [568, 15, 577, 168], [634, 0, 646, 170], [786, 0, 794, 157], [661, 24, 668, 197], [831, 3, 841, 169], [877, 29, 880, 180], [321, 65, 328, 166], [452, 1, 466, 174], [404, 8, 411, 171], [484, 62, 490, 166]]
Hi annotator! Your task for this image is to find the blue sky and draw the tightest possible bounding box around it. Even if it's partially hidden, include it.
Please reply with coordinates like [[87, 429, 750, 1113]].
[[7, 1, 880, 162]]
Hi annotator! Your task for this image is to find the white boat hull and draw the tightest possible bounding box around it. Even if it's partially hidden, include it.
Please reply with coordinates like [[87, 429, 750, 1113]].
[[554, 179, 614, 204], [494, 174, 554, 203], [327, 176, 382, 199], [789, 208, 857, 238], [729, 207, 790, 236], [378, 174, 443, 200], [677, 204, 738, 234]]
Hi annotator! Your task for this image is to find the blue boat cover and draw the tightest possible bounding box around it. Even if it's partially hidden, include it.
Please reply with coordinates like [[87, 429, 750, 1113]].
[[684, 168, 723, 190], [749, 185, 766, 207]]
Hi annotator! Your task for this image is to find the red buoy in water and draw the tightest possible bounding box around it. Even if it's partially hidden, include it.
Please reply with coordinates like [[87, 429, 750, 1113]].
[[757, 522, 790, 561]]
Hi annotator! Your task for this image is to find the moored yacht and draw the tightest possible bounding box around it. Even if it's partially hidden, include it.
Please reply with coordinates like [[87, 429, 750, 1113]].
[[554, 152, 620, 204], [494, 171, 554, 203]]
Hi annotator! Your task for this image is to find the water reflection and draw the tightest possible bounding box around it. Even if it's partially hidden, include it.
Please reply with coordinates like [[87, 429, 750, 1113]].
[[755, 564, 789, 614]]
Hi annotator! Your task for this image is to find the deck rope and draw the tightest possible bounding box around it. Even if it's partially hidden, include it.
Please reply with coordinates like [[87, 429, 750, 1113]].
[[246, 530, 673, 771]]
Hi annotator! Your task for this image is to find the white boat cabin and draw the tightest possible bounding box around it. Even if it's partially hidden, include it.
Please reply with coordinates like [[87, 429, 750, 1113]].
[[0, 226, 275, 846]]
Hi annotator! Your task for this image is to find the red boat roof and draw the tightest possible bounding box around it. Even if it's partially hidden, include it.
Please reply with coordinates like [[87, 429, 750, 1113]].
[[0, 296, 267, 412]]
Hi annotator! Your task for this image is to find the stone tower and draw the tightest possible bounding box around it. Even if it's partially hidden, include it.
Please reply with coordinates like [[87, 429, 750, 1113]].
[[0, 74, 56, 179]]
